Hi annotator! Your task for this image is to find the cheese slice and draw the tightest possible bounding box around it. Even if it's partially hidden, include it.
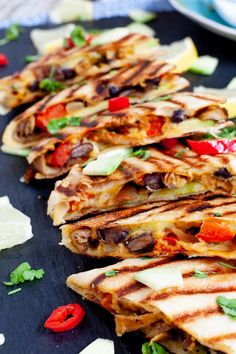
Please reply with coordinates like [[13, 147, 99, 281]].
[[79, 339, 114, 354], [0, 196, 33, 251]]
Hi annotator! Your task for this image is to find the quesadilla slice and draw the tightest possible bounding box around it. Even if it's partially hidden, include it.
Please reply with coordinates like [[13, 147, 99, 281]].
[[2, 60, 184, 149], [67, 257, 236, 353], [61, 194, 236, 259], [0, 33, 158, 112], [48, 142, 236, 225]]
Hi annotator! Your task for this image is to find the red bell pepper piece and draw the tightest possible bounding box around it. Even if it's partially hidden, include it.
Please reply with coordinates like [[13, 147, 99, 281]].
[[0, 53, 8, 66], [49, 143, 71, 167], [161, 138, 178, 150], [108, 96, 130, 112], [196, 219, 235, 243], [64, 37, 75, 50], [35, 104, 67, 130], [163, 234, 178, 246], [187, 139, 236, 156], [147, 117, 164, 137], [44, 304, 85, 332]]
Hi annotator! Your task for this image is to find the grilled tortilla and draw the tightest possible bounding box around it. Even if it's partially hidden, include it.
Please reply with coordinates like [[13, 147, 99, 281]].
[[0, 33, 158, 112], [67, 257, 236, 353], [48, 143, 236, 225], [61, 194, 236, 259], [2, 60, 184, 149]]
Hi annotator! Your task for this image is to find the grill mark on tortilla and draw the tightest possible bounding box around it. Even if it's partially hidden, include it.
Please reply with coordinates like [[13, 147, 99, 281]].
[[207, 332, 236, 344], [90, 257, 175, 288], [37, 94, 54, 112], [187, 202, 212, 213], [122, 60, 152, 86], [173, 306, 219, 325], [117, 282, 145, 297]]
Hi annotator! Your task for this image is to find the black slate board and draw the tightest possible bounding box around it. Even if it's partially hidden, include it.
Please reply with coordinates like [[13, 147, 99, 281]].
[[1, 12, 236, 354]]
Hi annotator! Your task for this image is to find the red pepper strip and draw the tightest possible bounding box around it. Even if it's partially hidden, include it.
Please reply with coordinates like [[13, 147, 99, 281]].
[[0, 53, 8, 66], [163, 234, 178, 246], [44, 304, 85, 332], [161, 138, 178, 150], [147, 117, 164, 137], [187, 139, 236, 156], [196, 219, 235, 243], [48, 143, 71, 167], [108, 96, 130, 112], [64, 37, 75, 50], [35, 104, 67, 130]]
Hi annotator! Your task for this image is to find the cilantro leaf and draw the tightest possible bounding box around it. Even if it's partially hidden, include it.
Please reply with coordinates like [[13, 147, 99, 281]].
[[4, 262, 44, 286], [0, 23, 22, 46], [104, 270, 118, 277], [25, 54, 40, 63], [142, 342, 169, 354], [39, 78, 64, 93], [194, 269, 208, 279], [71, 26, 87, 47], [47, 116, 82, 134], [217, 295, 236, 319], [133, 148, 150, 160]]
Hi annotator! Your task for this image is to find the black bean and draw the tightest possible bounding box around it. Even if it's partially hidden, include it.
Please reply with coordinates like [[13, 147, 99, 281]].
[[147, 78, 160, 86], [144, 173, 164, 191], [171, 109, 188, 123], [108, 85, 120, 97], [126, 233, 155, 253], [214, 167, 232, 179], [62, 68, 76, 80], [71, 143, 93, 158], [187, 226, 200, 235], [96, 84, 106, 95], [97, 228, 128, 244], [28, 81, 39, 92]]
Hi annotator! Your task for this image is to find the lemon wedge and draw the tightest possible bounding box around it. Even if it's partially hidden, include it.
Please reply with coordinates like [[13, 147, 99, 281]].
[[194, 82, 236, 119], [0, 196, 33, 251], [159, 37, 198, 73], [50, 0, 93, 24], [31, 24, 75, 54]]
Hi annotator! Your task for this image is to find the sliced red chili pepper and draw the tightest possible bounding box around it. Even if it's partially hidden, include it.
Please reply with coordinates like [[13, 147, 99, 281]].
[[163, 234, 178, 246], [48, 143, 71, 167], [196, 219, 235, 243], [0, 53, 8, 67], [147, 117, 164, 137], [44, 303, 85, 332], [64, 37, 75, 50], [187, 139, 236, 156], [35, 103, 67, 130], [108, 96, 130, 112], [161, 138, 178, 150]]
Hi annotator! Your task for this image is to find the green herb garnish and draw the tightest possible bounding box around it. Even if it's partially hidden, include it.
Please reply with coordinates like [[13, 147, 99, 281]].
[[194, 269, 208, 279], [0, 23, 22, 46], [71, 26, 87, 47], [142, 342, 169, 354], [203, 126, 236, 140], [25, 54, 40, 63], [4, 262, 44, 286], [219, 261, 236, 270], [213, 212, 222, 217], [133, 148, 150, 160], [104, 270, 118, 277], [47, 116, 82, 134], [39, 66, 65, 93], [8, 288, 22, 296], [217, 295, 236, 320], [142, 256, 153, 260], [174, 148, 189, 158], [39, 78, 64, 93], [157, 94, 173, 101]]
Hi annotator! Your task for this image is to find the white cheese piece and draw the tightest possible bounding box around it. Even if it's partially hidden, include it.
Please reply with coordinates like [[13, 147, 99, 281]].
[[79, 338, 114, 354], [50, 0, 93, 24], [0, 334, 5, 346], [30, 24, 76, 54], [0, 196, 33, 251], [134, 267, 184, 292]]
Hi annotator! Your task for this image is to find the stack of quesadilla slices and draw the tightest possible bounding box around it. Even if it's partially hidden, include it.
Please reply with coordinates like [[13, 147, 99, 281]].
[[1, 26, 236, 353]]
